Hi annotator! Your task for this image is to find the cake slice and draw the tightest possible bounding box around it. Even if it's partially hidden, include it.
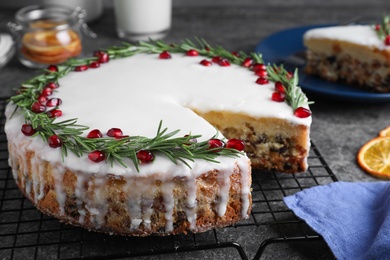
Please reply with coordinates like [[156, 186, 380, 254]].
[[304, 19, 390, 92]]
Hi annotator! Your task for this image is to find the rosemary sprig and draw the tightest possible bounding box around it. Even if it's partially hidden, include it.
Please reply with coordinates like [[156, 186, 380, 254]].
[[266, 64, 313, 110], [10, 38, 312, 171], [374, 15, 390, 41]]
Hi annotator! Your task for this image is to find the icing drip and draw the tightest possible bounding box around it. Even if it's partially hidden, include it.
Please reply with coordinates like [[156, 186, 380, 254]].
[[75, 173, 86, 224], [238, 161, 251, 218], [161, 181, 175, 232], [216, 168, 232, 217], [52, 165, 66, 215], [85, 178, 108, 228], [185, 177, 197, 230]]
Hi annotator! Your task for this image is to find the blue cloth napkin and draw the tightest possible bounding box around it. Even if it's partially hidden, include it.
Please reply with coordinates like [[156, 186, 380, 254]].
[[283, 181, 390, 260]]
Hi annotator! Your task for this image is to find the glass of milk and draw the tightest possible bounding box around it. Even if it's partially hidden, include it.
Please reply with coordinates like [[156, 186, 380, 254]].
[[113, 0, 172, 42]]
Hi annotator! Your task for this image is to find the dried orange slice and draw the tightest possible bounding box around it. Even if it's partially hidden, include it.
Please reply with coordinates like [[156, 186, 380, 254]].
[[357, 137, 390, 179], [379, 125, 390, 137]]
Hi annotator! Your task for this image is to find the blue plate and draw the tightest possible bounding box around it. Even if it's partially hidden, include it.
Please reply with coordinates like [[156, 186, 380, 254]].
[[255, 24, 390, 102]]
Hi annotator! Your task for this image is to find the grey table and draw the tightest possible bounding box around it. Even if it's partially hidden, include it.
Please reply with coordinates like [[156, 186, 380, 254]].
[[0, 4, 390, 260]]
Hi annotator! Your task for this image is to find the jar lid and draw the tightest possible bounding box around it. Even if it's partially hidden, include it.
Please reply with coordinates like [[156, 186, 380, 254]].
[[0, 33, 15, 68]]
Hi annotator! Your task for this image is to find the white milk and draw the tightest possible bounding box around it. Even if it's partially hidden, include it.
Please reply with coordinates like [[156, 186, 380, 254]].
[[113, 0, 172, 41]]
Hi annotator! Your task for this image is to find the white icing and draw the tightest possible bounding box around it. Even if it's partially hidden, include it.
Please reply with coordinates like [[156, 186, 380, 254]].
[[4, 51, 311, 232], [304, 25, 388, 50]]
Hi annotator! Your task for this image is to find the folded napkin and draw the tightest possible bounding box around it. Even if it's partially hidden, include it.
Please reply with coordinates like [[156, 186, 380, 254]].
[[284, 181, 390, 260]]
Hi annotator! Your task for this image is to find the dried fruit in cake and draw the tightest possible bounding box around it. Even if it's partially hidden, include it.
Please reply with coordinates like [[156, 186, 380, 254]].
[[357, 137, 390, 179]]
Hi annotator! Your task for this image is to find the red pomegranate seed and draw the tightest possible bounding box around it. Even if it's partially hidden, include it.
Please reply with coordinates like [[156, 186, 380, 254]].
[[48, 135, 62, 148], [252, 63, 266, 72], [47, 65, 58, 73], [385, 36, 390, 46], [89, 61, 100, 68], [88, 150, 106, 163], [256, 77, 269, 85], [137, 150, 155, 164], [46, 98, 62, 107], [74, 65, 88, 72], [47, 109, 62, 118], [21, 124, 36, 136], [186, 49, 199, 56], [226, 139, 245, 151], [242, 57, 253, 68], [41, 87, 53, 96], [375, 24, 381, 31], [255, 69, 267, 77], [205, 46, 210, 51], [87, 129, 103, 138], [45, 82, 59, 89], [271, 92, 286, 102], [31, 102, 46, 113], [286, 71, 294, 79], [208, 138, 225, 152], [159, 51, 171, 59], [93, 51, 110, 63], [37, 95, 48, 104], [218, 58, 230, 67], [231, 51, 240, 57], [200, 59, 212, 66], [212, 56, 222, 63], [294, 107, 312, 118], [275, 81, 286, 93], [107, 128, 123, 137]]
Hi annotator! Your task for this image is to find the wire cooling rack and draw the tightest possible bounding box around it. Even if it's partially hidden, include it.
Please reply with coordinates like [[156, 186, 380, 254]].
[[0, 97, 338, 260]]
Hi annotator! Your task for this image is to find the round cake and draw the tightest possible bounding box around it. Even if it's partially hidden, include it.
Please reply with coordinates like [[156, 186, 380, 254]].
[[5, 39, 312, 236]]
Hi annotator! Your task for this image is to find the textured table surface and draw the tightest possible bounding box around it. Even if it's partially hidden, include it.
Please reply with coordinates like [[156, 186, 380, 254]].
[[1, 3, 390, 259]]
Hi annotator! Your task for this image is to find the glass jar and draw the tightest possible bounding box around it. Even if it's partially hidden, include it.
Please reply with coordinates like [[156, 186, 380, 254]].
[[8, 5, 86, 68]]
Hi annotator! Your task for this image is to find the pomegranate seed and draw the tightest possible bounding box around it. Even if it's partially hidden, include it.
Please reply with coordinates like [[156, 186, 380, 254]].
[[74, 65, 88, 72], [37, 95, 48, 104], [47, 65, 58, 73], [107, 128, 123, 137], [186, 49, 199, 56], [21, 124, 36, 136], [45, 82, 59, 89], [41, 87, 53, 96], [252, 63, 266, 72], [275, 81, 286, 93], [242, 57, 253, 68], [385, 36, 390, 46], [375, 24, 381, 31], [208, 138, 225, 152], [87, 129, 103, 138], [205, 46, 210, 51], [93, 51, 110, 63], [231, 51, 240, 57], [31, 102, 46, 113], [218, 58, 230, 67], [88, 150, 106, 163], [286, 71, 294, 79], [48, 135, 62, 148], [89, 61, 100, 68], [294, 107, 312, 118], [271, 92, 286, 102], [212, 56, 222, 63], [200, 59, 212, 66], [226, 139, 245, 151], [47, 109, 62, 118], [159, 51, 171, 59], [46, 98, 62, 107], [256, 77, 269, 85], [137, 150, 155, 164], [255, 69, 267, 77]]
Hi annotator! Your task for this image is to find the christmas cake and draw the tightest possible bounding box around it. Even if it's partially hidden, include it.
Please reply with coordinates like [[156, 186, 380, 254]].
[[304, 18, 390, 92], [5, 39, 312, 236]]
